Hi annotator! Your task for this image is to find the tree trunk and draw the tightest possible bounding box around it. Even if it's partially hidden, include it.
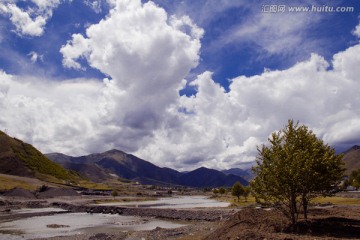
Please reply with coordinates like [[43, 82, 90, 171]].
[[302, 195, 308, 219], [290, 193, 298, 226]]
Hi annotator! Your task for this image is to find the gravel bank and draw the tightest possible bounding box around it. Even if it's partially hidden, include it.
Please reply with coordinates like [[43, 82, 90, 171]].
[[51, 202, 237, 221]]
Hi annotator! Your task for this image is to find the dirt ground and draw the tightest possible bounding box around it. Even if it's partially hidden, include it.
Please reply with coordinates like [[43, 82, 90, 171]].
[[203, 206, 360, 240], [29, 206, 360, 240], [1, 191, 360, 240]]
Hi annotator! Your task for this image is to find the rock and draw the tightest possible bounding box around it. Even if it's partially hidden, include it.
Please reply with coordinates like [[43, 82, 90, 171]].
[[46, 224, 70, 228]]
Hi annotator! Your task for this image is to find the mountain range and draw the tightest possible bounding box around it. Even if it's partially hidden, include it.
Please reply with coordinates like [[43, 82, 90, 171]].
[[46, 150, 249, 188], [222, 168, 254, 181], [2, 129, 359, 189]]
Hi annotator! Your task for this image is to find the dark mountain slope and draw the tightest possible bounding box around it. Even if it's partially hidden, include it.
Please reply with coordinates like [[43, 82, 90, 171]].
[[48, 149, 249, 187], [45, 152, 118, 182], [63, 162, 115, 183], [0, 131, 75, 181], [47, 149, 182, 184], [180, 167, 248, 188], [343, 145, 360, 174], [222, 168, 254, 181]]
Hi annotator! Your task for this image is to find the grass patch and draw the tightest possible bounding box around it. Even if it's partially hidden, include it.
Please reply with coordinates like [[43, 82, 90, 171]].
[[216, 194, 360, 207], [213, 194, 256, 207], [0, 175, 38, 191], [12, 142, 73, 181], [313, 196, 360, 205], [77, 181, 112, 190]]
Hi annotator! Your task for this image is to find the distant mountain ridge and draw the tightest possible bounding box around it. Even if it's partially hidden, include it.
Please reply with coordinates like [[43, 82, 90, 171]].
[[222, 168, 254, 181], [180, 167, 248, 187], [47, 149, 249, 188]]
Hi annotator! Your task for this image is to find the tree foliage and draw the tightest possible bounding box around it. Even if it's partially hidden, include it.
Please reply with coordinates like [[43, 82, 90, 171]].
[[111, 190, 118, 199], [251, 120, 344, 225], [243, 186, 251, 202], [219, 187, 226, 195], [231, 182, 244, 202], [350, 169, 360, 189], [213, 189, 219, 195]]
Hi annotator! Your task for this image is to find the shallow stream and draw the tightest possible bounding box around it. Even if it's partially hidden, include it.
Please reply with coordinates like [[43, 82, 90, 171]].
[[97, 195, 230, 208], [0, 196, 228, 239], [0, 208, 185, 239]]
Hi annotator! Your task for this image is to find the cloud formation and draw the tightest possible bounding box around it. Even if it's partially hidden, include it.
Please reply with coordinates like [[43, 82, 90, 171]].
[[0, 0, 60, 36], [0, 0, 203, 157], [137, 43, 360, 170], [0, 1, 360, 171]]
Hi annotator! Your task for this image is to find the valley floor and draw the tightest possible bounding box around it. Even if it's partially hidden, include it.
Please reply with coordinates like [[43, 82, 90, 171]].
[[1, 193, 360, 240]]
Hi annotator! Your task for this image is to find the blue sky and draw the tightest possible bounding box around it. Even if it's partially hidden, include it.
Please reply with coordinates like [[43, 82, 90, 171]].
[[1, 0, 360, 170]]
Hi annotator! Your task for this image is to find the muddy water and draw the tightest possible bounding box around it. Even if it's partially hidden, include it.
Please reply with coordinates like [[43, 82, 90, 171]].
[[0, 210, 185, 239], [98, 195, 230, 208]]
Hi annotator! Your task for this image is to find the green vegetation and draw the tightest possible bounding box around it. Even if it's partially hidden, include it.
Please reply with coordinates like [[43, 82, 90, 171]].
[[77, 180, 112, 190], [0, 175, 38, 191], [243, 186, 250, 202], [231, 182, 244, 202], [111, 190, 119, 199], [215, 193, 256, 207], [117, 177, 132, 183], [219, 187, 226, 195], [251, 120, 344, 225], [11, 141, 72, 180], [349, 169, 360, 189], [0, 130, 85, 184], [314, 196, 360, 205]]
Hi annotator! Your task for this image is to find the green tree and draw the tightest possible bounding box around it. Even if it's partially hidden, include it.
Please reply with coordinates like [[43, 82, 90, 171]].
[[213, 189, 219, 195], [219, 187, 226, 195], [231, 182, 244, 202], [350, 169, 360, 189], [251, 120, 344, 225], [111, 190, 118, 199], [243, 186, 251, 202]]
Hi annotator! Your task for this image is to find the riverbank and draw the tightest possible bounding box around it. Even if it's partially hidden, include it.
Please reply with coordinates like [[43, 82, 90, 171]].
[[2, 193, 360, 240], [0, 195, 234, 240]]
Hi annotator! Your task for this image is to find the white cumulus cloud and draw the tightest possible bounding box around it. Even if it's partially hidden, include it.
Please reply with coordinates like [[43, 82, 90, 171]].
[[1, 0, 204, 157], [353, 21, 360, 38], [60, 0, 203, 153], [0, 0, 60, 36], [1, 0, 360, 171], [136, 43, 360, 170]]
